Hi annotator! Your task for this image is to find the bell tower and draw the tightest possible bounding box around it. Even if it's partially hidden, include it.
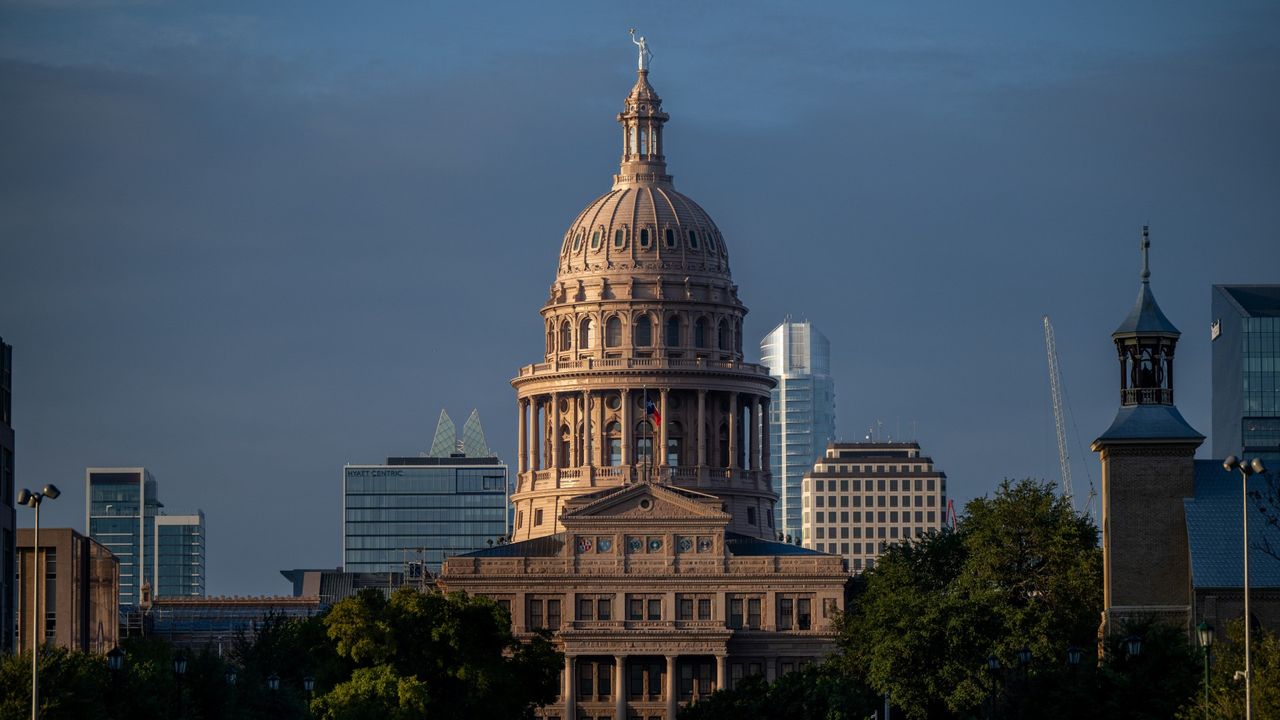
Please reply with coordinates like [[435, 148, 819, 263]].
[[1092, 227, 1203, 635]]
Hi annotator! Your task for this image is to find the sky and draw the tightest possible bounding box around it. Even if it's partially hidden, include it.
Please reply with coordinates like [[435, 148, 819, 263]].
[[2, 1, 1278, 596]]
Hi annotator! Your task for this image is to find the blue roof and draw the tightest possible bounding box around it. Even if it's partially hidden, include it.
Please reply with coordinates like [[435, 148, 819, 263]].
[[459, 533, 565, 558], [1096, 404, 1204, 443], [1114, 282, 1180, 336], [1184, 460, 1280, 589], [725, 532, 829, 557]]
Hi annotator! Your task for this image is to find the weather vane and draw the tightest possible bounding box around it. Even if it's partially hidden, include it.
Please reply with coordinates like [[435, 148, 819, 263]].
[[629, 28, 652, 71]]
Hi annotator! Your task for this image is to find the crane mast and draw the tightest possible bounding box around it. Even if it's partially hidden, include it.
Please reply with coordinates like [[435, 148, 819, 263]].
[[1043, 315, 1073, 502]]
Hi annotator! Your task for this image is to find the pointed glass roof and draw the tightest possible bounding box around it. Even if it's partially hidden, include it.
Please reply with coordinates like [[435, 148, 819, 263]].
[[429, 410, 456, 458]]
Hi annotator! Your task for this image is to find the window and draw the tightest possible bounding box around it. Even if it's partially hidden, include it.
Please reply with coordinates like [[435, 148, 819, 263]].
[[534, 508, 544, 526], [559, 321, 572, 352], [746, 507, 757, 525], [635, 315, 653, 347], [666, 316, 681, 347], [679, 597, 693, 620], [528, 598, 543, 628], [605, 316, 623, 347], [679, 660, 716, 701], [614, 228, 627, 249], [688, 229, 700, 249], [729, 598, 744, 629], [639, 228, 652, 249], [777, 597, 793, 630], [578, 659, 614, 701], [647, 598, 661, 620], [572, 230, 584, 252], [598, 597, 612, 620], [517, 511, 523, 529], [590, 229, 602, 250], [547, 598, 561, 629], [579, 596, 594, 620], [695, 318, 708, 348], [580, 318, 594, 350], [698, 597, 712, 620], [718, 320, 730, 350], [748, 598, 761, 629], [629, 660, 665, 700]]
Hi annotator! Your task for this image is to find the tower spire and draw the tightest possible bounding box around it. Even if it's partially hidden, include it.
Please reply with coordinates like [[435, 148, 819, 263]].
[[1141, 225, 1150, 283], [614, 31, 671, 189]]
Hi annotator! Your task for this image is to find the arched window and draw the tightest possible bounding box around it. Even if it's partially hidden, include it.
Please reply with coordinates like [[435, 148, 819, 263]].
[[718, 423, 730, 467], [688, 229, 700, 250], [635, 315, 653, 347], [613, 228, 626, 249], [572, 230, 584, 252], [559, 321, 572, 352], [695, 318, 708, 348], [546, 325, 555, 354], [639, 228, 652, 249], [664, 228, 677, 249], [735, 320, 743, 354], [605, 421, 622, 466], [579, 317, 595, 350], [605, 316, 623, 347], [718, 320, 730, 350], [559, 425, 572, 469], [666, 316, 682, 348], [590, 229, 602, 250]]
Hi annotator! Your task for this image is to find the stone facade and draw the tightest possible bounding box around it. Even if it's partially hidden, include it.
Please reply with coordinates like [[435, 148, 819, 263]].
[[16, 527, 119, 653], [440, 58, 850, 720]]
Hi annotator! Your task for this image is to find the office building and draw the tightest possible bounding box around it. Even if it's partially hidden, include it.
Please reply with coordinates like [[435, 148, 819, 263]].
[[1, 337, 15, 653], [155, 511, 206, 597], [85, 468, 161, 609], [760, 320, 836, 541], [801, 442, 947, 572], [16, 528, 119, 653], [1211, 285, 1280, 463], [440, 54, 849, 720], [280, 567, 407, 606], [345, 410, 508, 575]]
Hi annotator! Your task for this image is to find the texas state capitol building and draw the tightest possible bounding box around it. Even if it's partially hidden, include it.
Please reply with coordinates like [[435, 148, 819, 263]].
[[438, 47, 848, 720]]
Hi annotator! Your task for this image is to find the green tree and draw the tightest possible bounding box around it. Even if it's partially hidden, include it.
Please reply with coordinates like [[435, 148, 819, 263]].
[[0, 648, 110, 720], [1178, 619, 1280, 719], [679, 661, 879, 720], [313, 587, 562, 720], [841, 478, 1103, 719]]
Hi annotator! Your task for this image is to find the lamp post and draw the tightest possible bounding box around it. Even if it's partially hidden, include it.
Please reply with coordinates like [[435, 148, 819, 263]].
[[173, 652, 188, 719], [986, 655, 1001, 720], [17, 483, 60, 720], [1224, 455, 1265, 720], [1125, 634, 1142, 658], [1197, 621, 1214, 719], [267, 673, 280, 692], [1066, 646, 1082, 669]]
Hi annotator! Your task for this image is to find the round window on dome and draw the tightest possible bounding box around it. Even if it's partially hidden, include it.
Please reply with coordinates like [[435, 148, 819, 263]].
[[639, 228, 652, 249], [613, 228, 626, 250], [688, 230, 700, 250], [590, 229, 602, 250], [664, 228, 677, 249]]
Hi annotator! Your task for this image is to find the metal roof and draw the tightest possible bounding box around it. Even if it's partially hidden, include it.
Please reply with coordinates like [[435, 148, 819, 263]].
[[1113, 282, 1181, 336], [1184, 460, 1280, 589], [1217, 285, 1280, 317], [1095, 404, 1204, 443], [459, 533, 566, 558], [724, 532, 829, 557]]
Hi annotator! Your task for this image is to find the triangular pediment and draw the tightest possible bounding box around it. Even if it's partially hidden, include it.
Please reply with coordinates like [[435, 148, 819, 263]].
[[563, 481, 728, 523]]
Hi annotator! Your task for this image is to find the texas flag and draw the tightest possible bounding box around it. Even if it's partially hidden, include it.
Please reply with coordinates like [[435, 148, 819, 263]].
[[646, 398, 661, 425]]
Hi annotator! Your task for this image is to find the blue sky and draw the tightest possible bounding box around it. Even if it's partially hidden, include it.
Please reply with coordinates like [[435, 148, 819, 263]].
[[3, 1, 1278, 595]]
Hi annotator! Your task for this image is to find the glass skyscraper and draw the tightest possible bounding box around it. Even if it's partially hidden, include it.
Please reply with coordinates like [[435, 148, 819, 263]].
[[1212, 285, 1280, 463], [155, 512, 206, 597], [343, 457, 509, 575], [85, 468, 161, 608], [760, 320, 837, 541]]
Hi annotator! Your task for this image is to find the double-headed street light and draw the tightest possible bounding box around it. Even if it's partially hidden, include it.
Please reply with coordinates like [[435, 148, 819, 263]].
[[16, 484, 60, 720], [1224, 455, 1266, 720]]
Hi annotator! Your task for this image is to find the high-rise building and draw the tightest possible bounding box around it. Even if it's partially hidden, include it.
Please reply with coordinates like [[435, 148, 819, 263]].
[[85, 468, 162, 609], [440, 49, 848, 720], [1, 337, 15, 653], [760, 320, 836, 541], [155, 511, 205, 597], [16, 527, 119, 653], [801, 442, 947, 572], [344, 410, 508, 575], [1211, 285, 1280, 463]]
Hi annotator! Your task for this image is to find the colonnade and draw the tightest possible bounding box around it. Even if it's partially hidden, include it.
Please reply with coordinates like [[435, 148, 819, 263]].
[[562, 653, 728, 720]]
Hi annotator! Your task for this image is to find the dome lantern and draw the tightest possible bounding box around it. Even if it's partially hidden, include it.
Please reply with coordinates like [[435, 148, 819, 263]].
[[614, 69, 672, 189], [1112, 226, 1181, 407]]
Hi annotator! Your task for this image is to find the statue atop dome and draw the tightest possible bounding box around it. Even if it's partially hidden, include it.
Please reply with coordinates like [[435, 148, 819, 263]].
[[629, 28, 652, 71]]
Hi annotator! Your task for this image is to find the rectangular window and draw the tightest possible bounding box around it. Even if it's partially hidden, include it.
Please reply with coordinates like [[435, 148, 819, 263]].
[[729, 598, 744, 628], [529, 598, 544, 629], [598, 597, 612, 620], [747, 598, 761, 629], [777, 597, 794, 630], [679, 597, 693, 620], [798, 598, 811, 629], [579, 596, 593, 620], [547, 599, 561, 629], [534, 508, 544, 526], [698, 597, 712, 620], [647, 598, 661, 620], [629, 597, 644, 621]]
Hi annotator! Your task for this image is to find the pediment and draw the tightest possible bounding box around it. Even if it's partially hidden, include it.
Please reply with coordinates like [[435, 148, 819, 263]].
[[563, 481, 728, 523]]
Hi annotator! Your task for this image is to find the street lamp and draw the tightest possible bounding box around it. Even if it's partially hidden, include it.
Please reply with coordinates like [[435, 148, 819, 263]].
[[106, 647, 125, 673], [985, 655, 1001, 720], [1197, 621, 1214, 719], [1224, 454, 1265, 720], [267, 673, 280, 692], [304, 675, 316, 698], [17, 483, 60, 720], [1018, 646, 1032, 666], [1125, 634, 1143, 658], [1066, 646, 1082, 669], [173, 653, 188, 719], [225, 668, 238, 686]]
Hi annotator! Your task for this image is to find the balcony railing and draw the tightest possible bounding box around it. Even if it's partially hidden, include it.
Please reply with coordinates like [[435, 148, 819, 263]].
[[516, 356, 772, 379], [1121, 387, 1173, 405], [518, 465, 771, 492]]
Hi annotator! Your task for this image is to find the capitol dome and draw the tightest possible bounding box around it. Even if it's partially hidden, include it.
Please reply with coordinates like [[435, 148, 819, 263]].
[[555, 71, 730, 281]]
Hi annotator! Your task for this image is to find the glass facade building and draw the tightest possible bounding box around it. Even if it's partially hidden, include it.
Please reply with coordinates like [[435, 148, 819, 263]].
[[1212, 285, 1280, 463], [343, 456, 509, 574], [86, 468, 161, 609], [155, 512, 206, 597], [760, 320, 836, 541]]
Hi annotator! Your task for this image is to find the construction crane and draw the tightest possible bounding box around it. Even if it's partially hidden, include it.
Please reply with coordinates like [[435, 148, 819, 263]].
[[1042, 316, 1073, 502], [1042, 315, 1097, 519]]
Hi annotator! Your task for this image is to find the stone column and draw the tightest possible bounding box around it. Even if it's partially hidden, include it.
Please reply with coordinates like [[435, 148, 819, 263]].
[[517, 398, 527, 475], [583, 389, 593, 468], [666, 655, 678, 720], [615, 655, 626, 719], [621, 389, 632, 470], [716, 654, 728, 692], [659, 388, 669, 471], [696, 390, 707, 467], [564, 654, 575, 719], [551, 392, 561, 471], [728, 393, 738, 470]]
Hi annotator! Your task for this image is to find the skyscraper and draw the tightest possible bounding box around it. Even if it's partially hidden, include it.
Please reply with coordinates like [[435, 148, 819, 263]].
[[1211, 285, 1280, 463], [155, 511, 206, 597], [760, 320, 836, 541], [1, 337, 14, 652], [343, 410, 508, 575], [85, 468, 162, 608]]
